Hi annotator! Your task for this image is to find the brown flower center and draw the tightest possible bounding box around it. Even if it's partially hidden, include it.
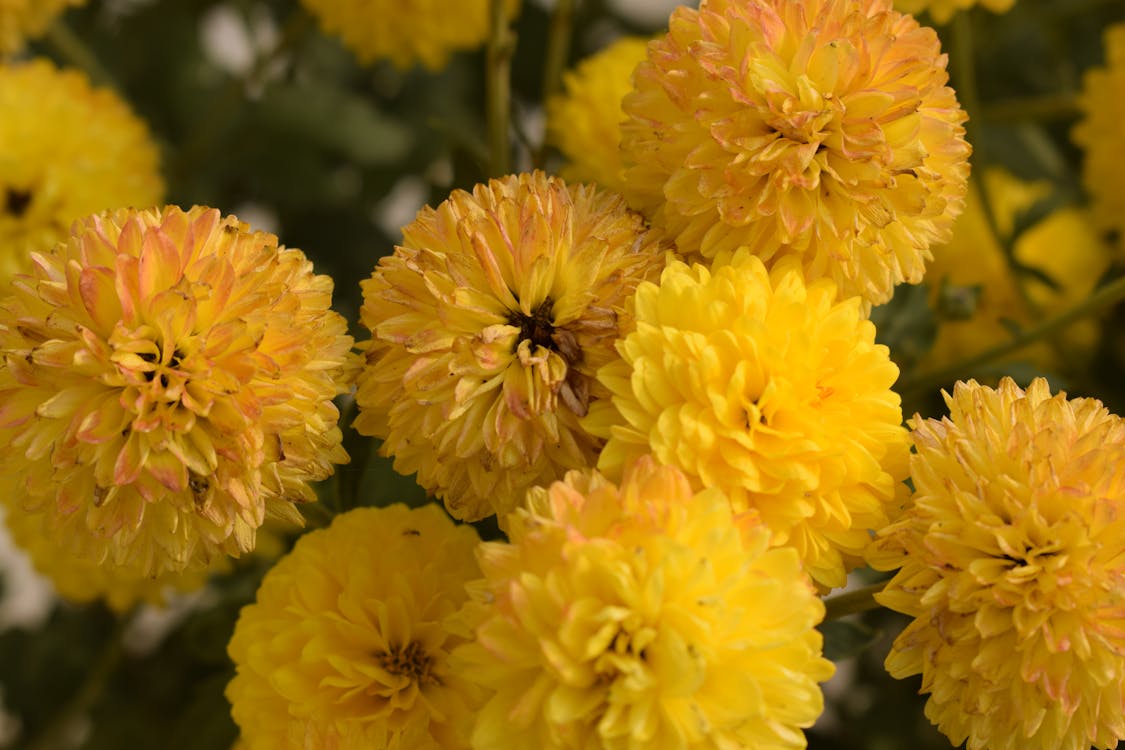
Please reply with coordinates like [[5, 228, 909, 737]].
[[508, 298, 557, 352], [4, 187, 32, 217], [375, 641, 437, 686]]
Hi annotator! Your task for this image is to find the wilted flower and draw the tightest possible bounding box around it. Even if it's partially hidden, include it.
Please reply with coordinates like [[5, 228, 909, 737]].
[[299, 0, 519, 70], [0, 205, 355, 575], [227, 504, 483, 749], [0, 59, 163, 284], [893, 0, 1017, 24], [0, 0, 84, 55], [587, 252, 909, 589], [922, 169, 1108, 371], [1074, 23, 1125, 255], [545, 36, 650, 194], [871, 378, 1125, 750], [458, 456, 833, 750], [620, 0, 971, 306], [354, 172, 667, 522]]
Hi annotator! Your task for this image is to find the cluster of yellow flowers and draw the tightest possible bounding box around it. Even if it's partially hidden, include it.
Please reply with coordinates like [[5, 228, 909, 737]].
[[2, 1, 1124, 750]]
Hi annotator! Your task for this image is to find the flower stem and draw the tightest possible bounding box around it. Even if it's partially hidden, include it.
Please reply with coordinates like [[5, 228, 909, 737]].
[[44, 21, 117, 88], [823, 582, 888, 621], [486, 0, 516, 177], [899, 272, 1125, 400], [533, 0, 576, 168], [24, 606, 137, 750]]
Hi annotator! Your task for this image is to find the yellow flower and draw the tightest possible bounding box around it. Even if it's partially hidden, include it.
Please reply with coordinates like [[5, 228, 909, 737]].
[[227, 504, 484, 750], [299, 0, 520, 70], [458, 456, 833, 750], [893, 0, 1016, 24], [1074, 23, 1125, 255], [922, 169, 1108, 371], [546, 36, 650, 194], [0, 205, 355, 575], [354, 172, 667, 522], [1, 503, 211, 612], [586, 252, 909, 590], [620, 0, 971, 307], [0, 0, 83, 55], [0, 59, 164, 285], [870, 378, 1125, 750]]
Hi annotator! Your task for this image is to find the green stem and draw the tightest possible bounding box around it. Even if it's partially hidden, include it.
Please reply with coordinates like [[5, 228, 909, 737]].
[[44, 21, 117, 88], [24, 607, 137, 750], [823, 582, 888, 621], [533, 0, 577, 168], [899, 272, 1125, 399], [171, 11, 311, 182], [981, 92, 1082, 123], [486, 0, 516, 177]]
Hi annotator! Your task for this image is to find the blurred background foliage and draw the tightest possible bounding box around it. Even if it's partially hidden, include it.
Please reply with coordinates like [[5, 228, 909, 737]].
[[2, 0, 1125, 748]]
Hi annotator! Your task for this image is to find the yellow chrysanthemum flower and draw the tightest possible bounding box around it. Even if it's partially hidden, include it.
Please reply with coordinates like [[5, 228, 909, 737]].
[[458, 456, 834, 750], [870, 378, 1125, 750], [0, 0, 84, 56], [0, 205, 355, 576], [227, 504, 484, 750], [893, 0, 1016, 24], [0, 59, 163, 285], [1, 503, 211, 612], [922, 169, 1108, 370], [586, 252, 910, 589], [545, 36, 650, 194], [354, 172, 667, 522], [1074, 23, 1125, 255], [299, 0, 519, 70], [620, 0, 971, 306]]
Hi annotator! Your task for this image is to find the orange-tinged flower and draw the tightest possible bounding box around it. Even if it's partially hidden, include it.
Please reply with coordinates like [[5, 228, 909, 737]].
[[870, 378, 1125, 750], [546, 36, 650, 194], [457, 456, 833, 750], [586, 252, 910, 589], [0, 0, 84, 55], [0, 205, 355, 575], [893, 0, 1016, 24], [620, 0, 971, 306], [354, 172, 667, 522], [227, 504, 484, 750], [299, 0, 519, 70], [1074, 23, 1125, 256], [0, 59, 163, 285]]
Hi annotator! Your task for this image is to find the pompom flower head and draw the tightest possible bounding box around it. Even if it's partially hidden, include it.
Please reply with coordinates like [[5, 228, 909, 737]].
[[1074, 23, 1125, 255], [0, 205, 355, 575], [458, 456, 833, 750], [299, 0, 519, 70], [870, 378, 1125, 750], [620, 0, 971, 306], [0, 0, 84, 55], [0, 59, 163, 284], [354, 172, 667, 522], [893, 0, 1016, 24], [227, 504, 483, 749], [587, 252, 910, 589], [546, 36, 650, 194]]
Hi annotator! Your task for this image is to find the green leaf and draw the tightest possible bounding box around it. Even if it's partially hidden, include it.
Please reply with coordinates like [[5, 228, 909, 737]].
[[871, 283, 937, 372], [818, 619, 881, 662]]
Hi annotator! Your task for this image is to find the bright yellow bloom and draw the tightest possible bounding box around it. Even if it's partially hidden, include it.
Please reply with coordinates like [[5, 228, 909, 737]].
[[354, 172, 667, 522], [1074, 23, 1125, 255], [0, 59, 163, 285], [620, 0, 971, 306], [893, 0, 1016, 24], [587, 252, 909, 589], [1, 503, 210, 612], [299, 0, 519, 70], [546, 37, 650, 194], [0, 205, 355, 576], [227, 504, 483, 750], [922, 169, 1108, 371], [0, 0, 84, 55], [458, 456, 833, 750], [870, 378, 1125, 750]]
